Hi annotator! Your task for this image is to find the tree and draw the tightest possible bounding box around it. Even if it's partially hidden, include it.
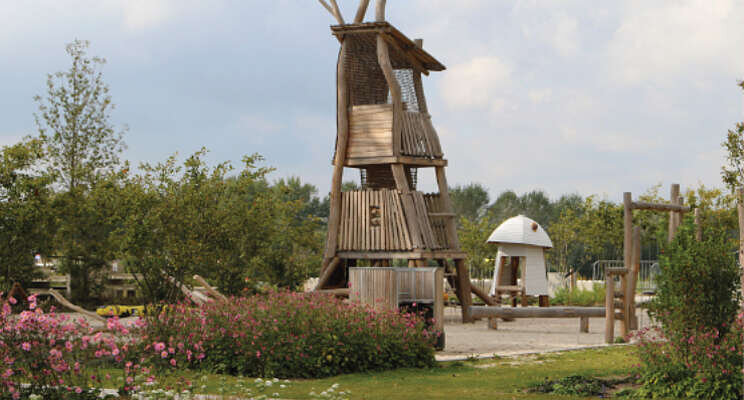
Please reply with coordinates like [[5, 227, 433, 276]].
[[34, 40, 126, 302], [119, 151, 323, 302], [0, 139, 52, 290], [449, 183, 489, 223], [721, 81, 744, 303]]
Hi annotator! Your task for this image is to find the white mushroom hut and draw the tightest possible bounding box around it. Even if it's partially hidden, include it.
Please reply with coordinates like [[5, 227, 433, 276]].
[[487, 215, 553, 307]]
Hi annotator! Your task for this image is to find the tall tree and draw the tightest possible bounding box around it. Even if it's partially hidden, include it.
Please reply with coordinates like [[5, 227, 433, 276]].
[[34, 40, 126, 302], [449, 183, 489, 223], [721, 81, 744, 302], [0, 139, 53, 290]]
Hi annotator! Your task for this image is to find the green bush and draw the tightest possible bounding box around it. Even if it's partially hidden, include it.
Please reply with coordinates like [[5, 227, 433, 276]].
[[634, 223, 742, 399], [140, 291, 437, 378], [550, 283, 605, 306]]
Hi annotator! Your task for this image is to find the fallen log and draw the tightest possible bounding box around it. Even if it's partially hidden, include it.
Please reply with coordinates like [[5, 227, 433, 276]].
[[46, 289, 106, 323], [470, 306, 607, 319]]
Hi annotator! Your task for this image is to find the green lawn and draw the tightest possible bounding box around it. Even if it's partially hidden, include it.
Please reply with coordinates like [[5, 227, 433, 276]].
[[127, 346, 638, 399]]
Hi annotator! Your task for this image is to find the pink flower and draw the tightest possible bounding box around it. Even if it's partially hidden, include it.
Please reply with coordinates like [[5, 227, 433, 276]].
[[161, 350, 168, 358], [256, 351, 261, 358], [153, 342, 165, 352], [75, 387, 82, 394], [21, 342, 30, 351], [8, 297, 16, 305], [170, 358, 177, 366]]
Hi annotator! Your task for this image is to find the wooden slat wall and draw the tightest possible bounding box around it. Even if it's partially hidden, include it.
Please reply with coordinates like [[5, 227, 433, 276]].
[[337, 189, 444, 251], [349, 267, 398, 311], [423, 194, 450, 249], [347, 104, 394, 159], [399, 112, 443, 158]]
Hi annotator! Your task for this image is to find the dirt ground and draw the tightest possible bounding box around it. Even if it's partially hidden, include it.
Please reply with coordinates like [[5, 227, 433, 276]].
[[437, 306, 653, 361]]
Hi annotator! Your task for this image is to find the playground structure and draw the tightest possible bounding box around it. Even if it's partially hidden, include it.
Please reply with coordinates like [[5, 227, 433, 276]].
[[471, 184, 693, 343], [487, 215, 552, 308], [313, 0, 475, 322]]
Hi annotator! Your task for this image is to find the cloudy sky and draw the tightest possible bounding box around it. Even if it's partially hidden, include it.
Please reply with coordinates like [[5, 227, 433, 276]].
[[1, 0, 742, 202]]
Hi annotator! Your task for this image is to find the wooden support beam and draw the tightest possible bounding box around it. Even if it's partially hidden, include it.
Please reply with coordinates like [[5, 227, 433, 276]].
[[329, 0, 345, 24], [626, 226, 641, 332], [621, 192, 632, 337], [630, 201, 690, 213], [315, 257, 341, 291], [470, 284, 496, 306], [193, 275, 228, 302], [376, 34, 402, 157], [318, 0, 344, 25], [435, 166, 460, 250], [379, 33, 429, 75], [455, 258, 473, 322], [668, 183, 680, 242], [375, 0, 386, 21], [605, 268, 615, 344], [354, 0, 370, 23], [323, 39, 351, 263], [470, 306, 607, 319], [46, 289, 106, 323]]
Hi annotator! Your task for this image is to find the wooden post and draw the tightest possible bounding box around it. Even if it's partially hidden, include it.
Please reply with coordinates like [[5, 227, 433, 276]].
[[353, 0, 370, 23], [579, 316, 589, 333], [455, 258, 474, 322], [604, 269, 615, 344], [621, 192, 632, 337], [668, 184, 680, 242], [435, 166, 461, 250], [694, 208, 702, 241], [627, 226, 641, 331], [375, 0, 386, 21], [322, 39, 351, 267]]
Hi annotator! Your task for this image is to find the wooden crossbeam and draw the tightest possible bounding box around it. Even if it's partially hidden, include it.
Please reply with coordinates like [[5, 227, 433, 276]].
[[631, 201, 690, 213]]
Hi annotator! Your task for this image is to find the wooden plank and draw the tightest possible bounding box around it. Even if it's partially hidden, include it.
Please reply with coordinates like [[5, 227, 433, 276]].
[[343, 156, 447, 167], [392, 165, 423, 248], [314, 257, 341, 290], [628, 225, 641, 330], [669, 183, 680, 242], [470, 284, 496, 306], [622, 192, 632, 337], [470, 306, 608, 319]]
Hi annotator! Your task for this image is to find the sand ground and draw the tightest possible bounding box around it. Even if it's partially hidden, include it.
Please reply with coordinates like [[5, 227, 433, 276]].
[[437, 306, 652, 360]]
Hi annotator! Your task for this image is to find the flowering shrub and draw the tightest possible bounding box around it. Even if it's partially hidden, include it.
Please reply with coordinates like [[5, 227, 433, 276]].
[[634, 224, 743, 399], [141, 290, 437, 378], [0, 293, 146, 399]]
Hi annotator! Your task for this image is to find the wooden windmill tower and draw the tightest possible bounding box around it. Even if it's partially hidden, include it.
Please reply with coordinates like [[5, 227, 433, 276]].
[[315, 0, 474, 322]]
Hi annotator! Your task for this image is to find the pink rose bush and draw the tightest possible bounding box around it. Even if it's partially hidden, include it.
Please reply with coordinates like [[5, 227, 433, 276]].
[[0, 294, 144, 399], [140, 290, 437, 378]]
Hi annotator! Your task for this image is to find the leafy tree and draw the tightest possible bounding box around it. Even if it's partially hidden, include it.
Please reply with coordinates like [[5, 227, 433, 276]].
[[449, 183, 489, 223], [34, 39, 127, 302], [0, 139, 53, 290], [119, 151, 323, 302], [721, 81, 744, 193]]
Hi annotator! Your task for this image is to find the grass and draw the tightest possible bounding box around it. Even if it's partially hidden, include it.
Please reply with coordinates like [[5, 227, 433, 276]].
[[108, 346, 638, 399], [551, 284, 606, 307]]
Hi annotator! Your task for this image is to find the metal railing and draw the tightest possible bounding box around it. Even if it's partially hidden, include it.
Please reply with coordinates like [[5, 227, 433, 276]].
[[592, 259, 659, 292]]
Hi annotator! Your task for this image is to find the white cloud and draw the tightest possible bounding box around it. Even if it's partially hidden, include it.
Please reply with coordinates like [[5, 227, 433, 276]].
[[119, 1, 175, 31], [607, 0, 744, 85], [439, 56, 512, 110]]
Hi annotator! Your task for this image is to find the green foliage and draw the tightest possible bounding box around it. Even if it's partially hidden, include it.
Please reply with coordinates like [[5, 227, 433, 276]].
[[648, 222, 740, 339], [721, 81, 744, 192], [34, 39, 127, 303], [634, 222, 742, 399], [449, 183, 489, 223], [550, 283, 605, 307], [118, 150, 323, 302], [528, 374, 619, 396], [0, 139, 52, 290], [141, 291, 436, 378]]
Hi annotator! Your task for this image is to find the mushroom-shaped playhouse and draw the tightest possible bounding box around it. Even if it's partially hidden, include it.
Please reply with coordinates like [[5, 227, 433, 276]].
[[487, 215, 552, 307]]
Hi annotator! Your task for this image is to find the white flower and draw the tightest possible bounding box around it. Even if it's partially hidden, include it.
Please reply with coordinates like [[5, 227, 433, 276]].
[[280, 384, 287, 388]]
